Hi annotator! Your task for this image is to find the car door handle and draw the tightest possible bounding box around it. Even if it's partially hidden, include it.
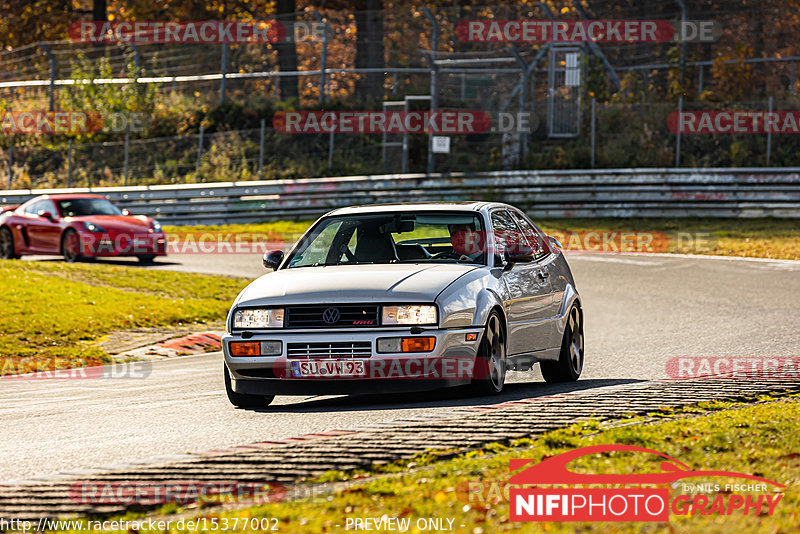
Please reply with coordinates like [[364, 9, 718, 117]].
[[537, 270, 550, 279]]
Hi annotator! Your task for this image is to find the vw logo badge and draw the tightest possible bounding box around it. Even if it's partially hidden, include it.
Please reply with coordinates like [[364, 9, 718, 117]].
[[322, 307, 341, 325]]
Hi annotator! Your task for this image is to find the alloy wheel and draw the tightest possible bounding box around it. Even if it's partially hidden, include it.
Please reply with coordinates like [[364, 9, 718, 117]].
[[62, 231, 80, 262], [567, 306, 584, 375], [486, 313, 506, 389]]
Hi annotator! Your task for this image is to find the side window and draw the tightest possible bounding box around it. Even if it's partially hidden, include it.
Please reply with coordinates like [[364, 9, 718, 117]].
[[24, 201, 44, 216], [288, 221, 344, 267], [37, 200, 57, 217], [491, 209, 530, 260], [345, 229, 358, 257], [510, 210, 548, 260]]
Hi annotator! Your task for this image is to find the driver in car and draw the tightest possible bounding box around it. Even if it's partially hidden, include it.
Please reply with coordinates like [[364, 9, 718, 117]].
[[448, 223, 486, 262]]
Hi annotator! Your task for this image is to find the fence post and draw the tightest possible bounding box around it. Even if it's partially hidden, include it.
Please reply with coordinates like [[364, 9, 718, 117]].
[[314, 11, 328, 104], [590, 98, 596, 169], [675, 96, 683, 167], [196, 124, 205, 171], [6, 145, 12, 189], [791, 61, 796, 96], [220, 43, 228, 105], [67, 138, 73, 188], [123, 131, 130, 185], [676, 0, 688, 84], [131, 44, 141, 70], [510, 46, 528, 165], [766, 96, 773, 166], [259, 119, 265, 179], [698, 64, 704, 98], [41, 45, 56, 112], [423, 7, 438, 175], [328, 131, 334, 170]]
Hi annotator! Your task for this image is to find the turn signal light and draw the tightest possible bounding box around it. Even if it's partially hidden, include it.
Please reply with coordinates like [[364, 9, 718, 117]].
[[401, 337, 436, 353], [230, 341, 260, 356]]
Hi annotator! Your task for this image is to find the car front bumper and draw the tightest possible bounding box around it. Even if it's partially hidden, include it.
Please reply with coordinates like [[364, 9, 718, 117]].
[[223, 327, 484, 396]]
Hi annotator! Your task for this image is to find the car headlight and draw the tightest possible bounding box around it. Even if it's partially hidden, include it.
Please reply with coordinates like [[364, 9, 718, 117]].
[[151, 219, 162, 232], [233, 308, 284, 329], [382, 305, 437, 325], [82, 221, 105, 233]]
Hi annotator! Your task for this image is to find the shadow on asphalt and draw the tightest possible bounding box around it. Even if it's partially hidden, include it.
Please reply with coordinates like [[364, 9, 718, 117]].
[[23, 256, 181, 267], [249, 378, 646, 413]]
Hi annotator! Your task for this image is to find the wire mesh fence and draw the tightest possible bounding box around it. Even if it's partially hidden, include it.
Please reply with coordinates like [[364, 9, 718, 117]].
[[3, 2, 798, 107], [3, 97, 800, 190]]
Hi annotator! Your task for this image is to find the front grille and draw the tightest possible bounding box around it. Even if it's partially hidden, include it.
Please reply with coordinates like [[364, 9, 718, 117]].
[[285, 305, 380, 328], [287, 342, 373, 359]]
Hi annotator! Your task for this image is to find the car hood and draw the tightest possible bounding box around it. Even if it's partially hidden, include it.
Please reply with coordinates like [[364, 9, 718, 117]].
[[68, 215, 154, 233], [236, 263, 478, 306]]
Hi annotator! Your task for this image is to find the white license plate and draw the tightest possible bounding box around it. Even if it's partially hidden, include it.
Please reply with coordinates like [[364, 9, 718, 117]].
[[291, 360, 367, 378]]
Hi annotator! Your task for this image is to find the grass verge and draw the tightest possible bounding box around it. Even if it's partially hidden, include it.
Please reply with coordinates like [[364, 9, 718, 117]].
[[0, 260, 246, 376], [72, 395, 799, 534], [165, 218, 800, 261]]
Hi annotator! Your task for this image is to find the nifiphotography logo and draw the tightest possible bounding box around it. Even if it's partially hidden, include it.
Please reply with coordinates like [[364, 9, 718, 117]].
[[508, 444, 785, 523]]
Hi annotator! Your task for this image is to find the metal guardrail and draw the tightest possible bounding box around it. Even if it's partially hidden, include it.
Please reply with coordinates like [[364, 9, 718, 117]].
[[2, 168, 800, 224]]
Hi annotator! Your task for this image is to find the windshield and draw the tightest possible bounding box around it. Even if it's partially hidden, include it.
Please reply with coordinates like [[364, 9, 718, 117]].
[[57, 198, 123, 217], [286, 211, 488, 268]]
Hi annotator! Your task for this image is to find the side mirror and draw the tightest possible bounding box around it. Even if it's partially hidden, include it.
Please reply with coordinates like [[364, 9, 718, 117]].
[[38, 210, 55, 221], [503, 249, 534, 270], [121, 209, 131, 216], [262, 249, 285, 271], [547, 235, 562, 251]]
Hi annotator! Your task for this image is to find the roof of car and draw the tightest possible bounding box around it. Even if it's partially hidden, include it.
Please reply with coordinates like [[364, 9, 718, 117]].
[[327, 201, 496, 216]]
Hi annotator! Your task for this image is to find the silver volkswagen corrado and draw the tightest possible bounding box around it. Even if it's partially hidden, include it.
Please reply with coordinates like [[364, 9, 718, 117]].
[[223, 202, 583, 407]]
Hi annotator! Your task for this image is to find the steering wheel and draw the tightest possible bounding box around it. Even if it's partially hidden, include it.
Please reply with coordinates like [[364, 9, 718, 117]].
[[431, 250, 472, 262]]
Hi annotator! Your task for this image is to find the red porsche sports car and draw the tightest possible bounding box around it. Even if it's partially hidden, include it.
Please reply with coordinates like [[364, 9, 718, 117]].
[[0, 194, 167, 263]]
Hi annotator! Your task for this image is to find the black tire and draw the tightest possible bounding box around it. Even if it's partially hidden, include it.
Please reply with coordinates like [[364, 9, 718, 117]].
[[470, 310, 507, 395], [224, 364, 275, 408], [541, 305, 584, 383], [61, 229, 84, 263], [137, 255, 156, 264], [0, 226, 20, 259]]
